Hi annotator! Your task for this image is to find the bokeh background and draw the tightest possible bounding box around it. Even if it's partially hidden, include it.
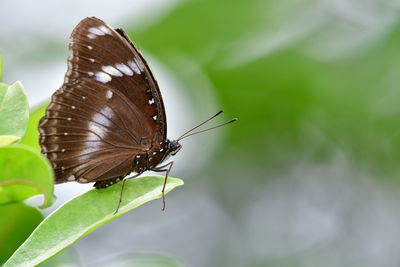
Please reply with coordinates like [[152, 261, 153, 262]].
[[2, 0, 400, 266]]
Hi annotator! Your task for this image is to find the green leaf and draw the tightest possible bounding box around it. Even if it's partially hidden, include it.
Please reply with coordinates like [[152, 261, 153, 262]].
[[0, 135, 20, 146], [20, 102, 48, 150], [0, 203, 43, 264], [0, 144, 54, 208], [0, 81, 29, 139], [0, 82, 8, 93], [4, 176, 183, 267]]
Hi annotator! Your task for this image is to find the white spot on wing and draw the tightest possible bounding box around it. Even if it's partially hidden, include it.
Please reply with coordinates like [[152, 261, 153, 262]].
[[67, 175, 75, 181], [148, 98, 155, 105], [106, 90, 113, 99], [88, 72, 94, 76], [87, 33, 96, 39], [115, 63, 133, 76], [94, 71, 112, 83], [79, 178, 88, 183], [101, 65, 123, 77], [89, 58, 95, 63], [87, 45, 93, 50], [89, 123, 106, 138], [152, 115, 157, 120], [99, 25, 111, 34], [128, 60, 141, 74], [89, 27, 105, 36]]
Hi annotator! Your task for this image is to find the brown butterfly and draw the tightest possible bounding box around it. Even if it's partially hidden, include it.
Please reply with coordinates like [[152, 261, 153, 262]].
[[38, 17, 236, 212]]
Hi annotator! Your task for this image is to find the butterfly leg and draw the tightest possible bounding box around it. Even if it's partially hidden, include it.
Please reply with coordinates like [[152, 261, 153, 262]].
[[113, 172, 144, 214], [114, 179, 127, 215], [152, 161, 174, 211]]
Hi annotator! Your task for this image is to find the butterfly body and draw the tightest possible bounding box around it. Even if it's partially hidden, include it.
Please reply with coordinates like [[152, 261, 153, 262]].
[[39, 17, 180, 187], [92, 139, 178, 189]]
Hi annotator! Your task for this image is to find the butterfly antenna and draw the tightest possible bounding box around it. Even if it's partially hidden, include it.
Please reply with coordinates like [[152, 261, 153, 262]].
[[177, 110, 224, 140], [178, 118, 237, 141]]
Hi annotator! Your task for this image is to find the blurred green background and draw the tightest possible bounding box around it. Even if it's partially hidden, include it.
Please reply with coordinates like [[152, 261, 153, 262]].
[[2, 0, 400, 266]]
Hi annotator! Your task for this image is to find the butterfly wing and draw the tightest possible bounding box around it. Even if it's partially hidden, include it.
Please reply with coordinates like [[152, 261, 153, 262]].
[[114, 27, 167, 142], [39, 17, 167, 183]]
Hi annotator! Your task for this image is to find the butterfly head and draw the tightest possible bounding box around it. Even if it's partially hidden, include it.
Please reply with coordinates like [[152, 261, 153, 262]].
[[169, 140, 182, 156]]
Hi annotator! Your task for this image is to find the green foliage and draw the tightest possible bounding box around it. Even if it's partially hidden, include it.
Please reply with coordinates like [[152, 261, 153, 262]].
[[0, 144, 55, 208], [131, 0, 400, 175], [0, 81, 29, 139], [0, 62, 54, 210], [4, 176, 184, 267], [21, 102, 48, 150], [0, 82, 7, 91], [0, 203, 43, 264], [0, 60, 56, 264]]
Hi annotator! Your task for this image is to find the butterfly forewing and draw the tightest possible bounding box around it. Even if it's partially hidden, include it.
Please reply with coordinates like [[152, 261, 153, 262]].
[[69, 17, 166, 140], [39, 17, 167, 184]]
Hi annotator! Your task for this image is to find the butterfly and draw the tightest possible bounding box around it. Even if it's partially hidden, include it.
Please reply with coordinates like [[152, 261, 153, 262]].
[[38, 17, 236, 212]]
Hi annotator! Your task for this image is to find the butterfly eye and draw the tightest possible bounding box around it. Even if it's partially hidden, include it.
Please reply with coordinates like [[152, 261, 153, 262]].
[[169, 141, 182, 156]]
